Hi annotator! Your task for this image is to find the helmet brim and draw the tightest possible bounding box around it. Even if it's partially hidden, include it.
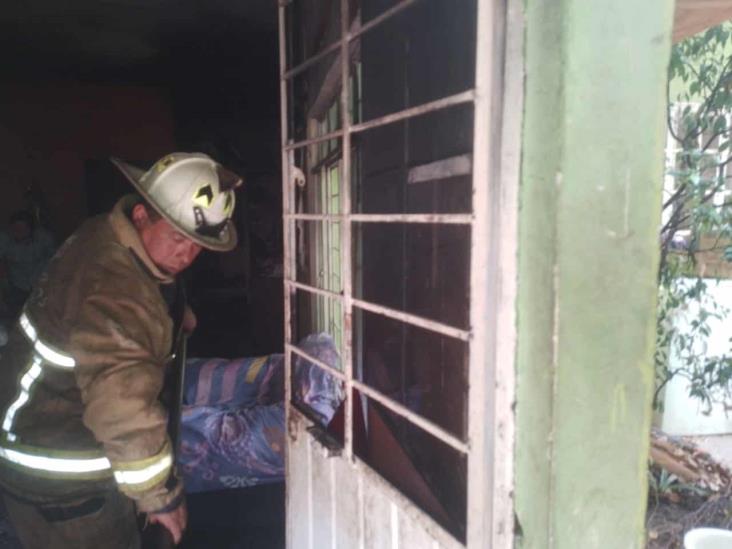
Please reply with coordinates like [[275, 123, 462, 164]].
[[111, 157, 238, 252]]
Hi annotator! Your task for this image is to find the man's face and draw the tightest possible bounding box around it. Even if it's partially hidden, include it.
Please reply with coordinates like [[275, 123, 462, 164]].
[[133, 206, 202, 276]]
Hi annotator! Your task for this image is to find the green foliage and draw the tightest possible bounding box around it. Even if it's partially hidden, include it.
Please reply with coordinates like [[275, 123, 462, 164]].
[[648, 466, 710, 504], [656, 24, 732, 410]]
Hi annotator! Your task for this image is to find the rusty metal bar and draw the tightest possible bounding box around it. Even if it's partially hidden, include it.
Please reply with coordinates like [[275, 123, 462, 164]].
[[286, 279, 343, 300], [284, 129, 344, 152], [287, 279, 471, 342], [352, 298, 470, 342], [285, 213, 473, 224], [277, 4, 296, 549], [284, 90, 475, 152], [350, 90, 476, 134], [283, 40, 343, 81], [278, 2, 292, 401], [347, 0, 418, 42], [350, 213, 473, 224], [339, 0, 355, 461], [283, 0, 418, 81], [288, 343, 348, 382], [351, 379, 469, 454]]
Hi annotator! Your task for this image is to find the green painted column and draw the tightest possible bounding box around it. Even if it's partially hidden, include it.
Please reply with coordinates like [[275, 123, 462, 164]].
[[515, 1, 676, 547]]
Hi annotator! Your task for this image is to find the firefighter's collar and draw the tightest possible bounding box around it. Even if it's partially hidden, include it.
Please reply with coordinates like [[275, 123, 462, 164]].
[[109, 195, 174, 284]]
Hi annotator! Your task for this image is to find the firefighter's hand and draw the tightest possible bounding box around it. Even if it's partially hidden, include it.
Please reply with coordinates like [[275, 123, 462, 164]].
[[149, 500, 188, 545], [182, 305, 197, 335]]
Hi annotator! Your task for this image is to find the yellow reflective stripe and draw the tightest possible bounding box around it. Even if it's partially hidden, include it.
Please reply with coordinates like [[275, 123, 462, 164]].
[[0, 436, 112, 480], [19, 313, 75, 369], [19, 314, 37, 341], [113, 454, 172, 491], [112, 440, 173, 492], [0, 446, 111, 474], [2, 358, 42, 434], [34, 340, 75, 368]]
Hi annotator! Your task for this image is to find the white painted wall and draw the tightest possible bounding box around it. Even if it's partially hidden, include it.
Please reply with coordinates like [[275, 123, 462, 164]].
[[660, 278, 732, 436]]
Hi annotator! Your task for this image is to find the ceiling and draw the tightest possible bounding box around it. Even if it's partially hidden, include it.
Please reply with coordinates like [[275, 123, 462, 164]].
[[674, 0, 732, 42], [0, 0, 278, 84]]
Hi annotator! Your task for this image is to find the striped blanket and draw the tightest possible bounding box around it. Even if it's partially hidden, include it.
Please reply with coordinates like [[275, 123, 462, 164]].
[[178, 334, 343, 492]]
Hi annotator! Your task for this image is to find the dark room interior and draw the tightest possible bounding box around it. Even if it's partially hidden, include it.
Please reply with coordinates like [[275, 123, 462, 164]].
[[0, 1, 285, 547]]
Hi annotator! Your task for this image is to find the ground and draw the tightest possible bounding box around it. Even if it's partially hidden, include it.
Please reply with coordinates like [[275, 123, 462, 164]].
[[646, 430, 732, 548], [646, 486, 732, 548]]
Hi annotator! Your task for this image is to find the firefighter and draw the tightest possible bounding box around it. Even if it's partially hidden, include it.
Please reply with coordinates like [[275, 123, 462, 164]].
[[0, 153, 241, 548]]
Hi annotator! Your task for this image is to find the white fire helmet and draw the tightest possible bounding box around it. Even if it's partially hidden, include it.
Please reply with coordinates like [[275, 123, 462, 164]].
[[111, 153, 242, 252]]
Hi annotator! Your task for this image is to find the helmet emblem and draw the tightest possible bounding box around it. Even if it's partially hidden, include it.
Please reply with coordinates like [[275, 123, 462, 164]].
[[223, 192, 234, 216], [155, 155, 176, 173], [193, 183, 215, 208]]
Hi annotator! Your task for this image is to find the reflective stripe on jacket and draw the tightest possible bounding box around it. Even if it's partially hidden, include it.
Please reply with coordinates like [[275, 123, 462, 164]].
[[0, 195, 182, 512]]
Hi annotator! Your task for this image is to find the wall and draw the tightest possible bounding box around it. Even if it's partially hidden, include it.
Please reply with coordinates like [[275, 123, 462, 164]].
[[0, 82, 176, 239], [660, 277, 732, 435], [515, 0, 675, 547]]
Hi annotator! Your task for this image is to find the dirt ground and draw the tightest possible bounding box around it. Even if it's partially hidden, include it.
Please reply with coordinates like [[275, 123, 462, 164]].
[[646, 427, 732, 547], [646, 470, 732, 548]]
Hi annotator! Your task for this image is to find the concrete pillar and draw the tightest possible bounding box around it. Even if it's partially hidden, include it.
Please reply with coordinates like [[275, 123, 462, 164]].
[[514, 1, 676, 547]]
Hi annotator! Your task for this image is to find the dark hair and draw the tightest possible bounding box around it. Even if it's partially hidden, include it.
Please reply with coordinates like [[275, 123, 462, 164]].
[[9, 210, 35, 231]]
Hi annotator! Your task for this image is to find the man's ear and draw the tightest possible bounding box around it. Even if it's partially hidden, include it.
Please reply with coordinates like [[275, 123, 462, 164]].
[[130, 203, 151, 231]]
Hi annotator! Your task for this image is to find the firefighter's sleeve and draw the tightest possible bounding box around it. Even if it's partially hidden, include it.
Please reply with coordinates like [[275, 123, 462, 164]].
[[71, 284, 183, 513]]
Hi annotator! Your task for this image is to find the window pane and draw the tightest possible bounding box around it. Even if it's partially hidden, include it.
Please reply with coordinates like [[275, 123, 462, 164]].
[[291, 140, 342, 214], [287, 51, 342, 144], [353, 390, 467, 543], [353, 223, 470, 329], [286, 0, 341, 69], [353, 307, 468, 439], [295, 220, 343, 293], [352, 103, 474, 214], [290, 288, 345, 360], [353, 0, 477, 122]]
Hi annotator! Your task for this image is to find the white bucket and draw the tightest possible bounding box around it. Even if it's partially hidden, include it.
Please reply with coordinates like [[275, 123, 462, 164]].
[[684, 528, 732, 549]]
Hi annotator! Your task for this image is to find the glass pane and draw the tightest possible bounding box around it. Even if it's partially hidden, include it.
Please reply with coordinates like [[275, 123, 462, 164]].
[[287, 51, 342, 144], [290, 350, 345, 435], [291, 139, 343, 214], [290, 288, 345, 360], [353, 307, 468, 439], [352, 103, 474, 214], [353, 223, 470, 329], [353, 0, 477, 122], [286, 0, 342, 69], [352, 390, 467, 543], [295, 221, 343, 293]]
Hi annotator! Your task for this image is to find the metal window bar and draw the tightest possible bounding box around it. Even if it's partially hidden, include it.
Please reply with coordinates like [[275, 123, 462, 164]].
[[285, 213, 474, 224], [285, 278, 470, 342], [339, 0, 355, 460], [282, 0, 418, 81], [278, 3, 295, 427], [288, 343, 347, 382], [351, 380, 469, 454], [283, 90, 476, 152], [351, 298, 470, 342], [286, 343, 469, 455]]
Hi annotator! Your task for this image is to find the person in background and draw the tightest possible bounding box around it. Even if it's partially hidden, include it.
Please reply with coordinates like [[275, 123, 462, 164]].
[[0, 210, 55, 318]]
